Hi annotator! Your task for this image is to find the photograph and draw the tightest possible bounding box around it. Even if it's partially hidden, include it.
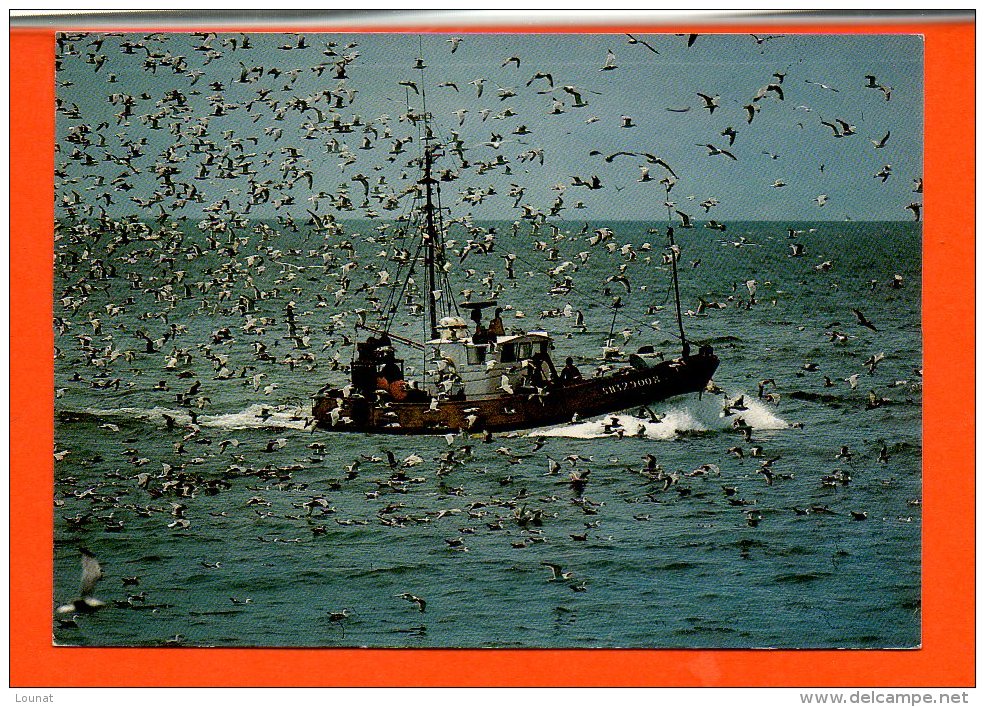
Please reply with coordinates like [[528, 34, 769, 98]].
[[9, 10, 975, 692], [49, 29, 924, 650]]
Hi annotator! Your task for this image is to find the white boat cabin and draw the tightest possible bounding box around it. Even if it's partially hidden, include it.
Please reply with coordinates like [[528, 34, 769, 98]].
[[425, 316, 556, 400]]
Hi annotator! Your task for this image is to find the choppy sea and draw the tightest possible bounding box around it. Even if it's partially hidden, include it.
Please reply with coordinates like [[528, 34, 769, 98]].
[[53, 218, 921, 648]]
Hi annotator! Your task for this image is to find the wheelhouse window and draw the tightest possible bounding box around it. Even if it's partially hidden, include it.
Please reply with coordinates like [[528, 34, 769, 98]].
[[500, 343, 516, 363]]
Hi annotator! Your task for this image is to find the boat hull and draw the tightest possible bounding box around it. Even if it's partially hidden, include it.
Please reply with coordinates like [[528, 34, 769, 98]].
[[312, 352, 718, 434]]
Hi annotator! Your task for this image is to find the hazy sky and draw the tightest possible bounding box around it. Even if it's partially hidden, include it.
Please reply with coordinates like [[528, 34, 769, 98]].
[[55, 31, 923, 222]]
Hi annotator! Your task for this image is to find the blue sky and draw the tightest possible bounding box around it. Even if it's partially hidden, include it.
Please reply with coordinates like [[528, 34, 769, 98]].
[[56, 31, 923, 221]]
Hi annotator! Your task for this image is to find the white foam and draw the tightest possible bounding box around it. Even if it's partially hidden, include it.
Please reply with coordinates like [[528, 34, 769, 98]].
[[532, 391, 787, 440], [536, 411, 697, 440], [720, 395, 788, 431], [83, 406, 192, 425], [82, 404, 313, 431], [200, 404, 313, 430]]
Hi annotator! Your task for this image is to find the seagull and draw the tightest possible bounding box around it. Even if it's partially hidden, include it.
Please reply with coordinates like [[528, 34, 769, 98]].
[[835, 118, 857, 136], [874, 164, 893, 182], [698, 144, 737, 160], [750, 33, 783, 45], [600, 48, 618, 71], [396, 593, 427, 612], [675, 210, 694, 228], [879, 443, 891, 463], [697, 92, 720, 114], [327, 608, 352, 638], [753, 83, 784, 101], [864, 352, 886, 374], [526, 71, 554, 89], [57, 548, 105, 613], [851, 308, 878, 332], [625, 34, 660, 53], [805, 79, 840, 92], [541, 562, 574, 581], [863, 74, 891, 99], [871, 131, 891, 148], [820, 118, 846, 137], [499, 374, 515, 395], [742, 102, 761, 124], [562, 85, 589, 107], [638, 152, 678, 177]]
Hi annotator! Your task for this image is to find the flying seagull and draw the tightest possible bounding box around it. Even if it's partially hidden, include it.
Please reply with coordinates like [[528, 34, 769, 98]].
[[851, 308, 878, 332], [697, 92, 720, 114], [625, 34, 660, 53], [57, 547, 105, 613], [600, 48, 618, 71], [396, 593, 427, 612]]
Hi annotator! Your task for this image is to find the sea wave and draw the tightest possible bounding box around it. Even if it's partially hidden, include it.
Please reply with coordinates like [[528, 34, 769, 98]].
[[532, 391, 788, 440], [79, 404, 314, 431]]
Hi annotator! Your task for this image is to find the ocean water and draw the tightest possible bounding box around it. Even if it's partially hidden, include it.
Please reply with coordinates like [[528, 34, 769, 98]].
[[53, 218, 921, 648]]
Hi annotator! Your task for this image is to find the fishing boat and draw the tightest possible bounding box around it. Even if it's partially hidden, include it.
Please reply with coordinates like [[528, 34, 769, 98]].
[[313, 85, 718, 434]]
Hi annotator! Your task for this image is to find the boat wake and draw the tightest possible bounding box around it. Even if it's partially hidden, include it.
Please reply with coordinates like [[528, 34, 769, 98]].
[[532, 392, 788, 440], [201, 404, 313, 430], [79, 404, 314, 431]]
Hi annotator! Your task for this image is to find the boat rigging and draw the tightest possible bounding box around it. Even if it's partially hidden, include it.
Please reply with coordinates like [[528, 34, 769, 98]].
[[312, 50, 719, 434]]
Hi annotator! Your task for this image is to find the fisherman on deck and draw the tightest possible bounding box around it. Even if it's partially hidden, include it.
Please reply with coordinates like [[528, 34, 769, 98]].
[[488, 308, 506, 337], [559, 357, 583, 384], [472, 322, 494, 346], [522, 352, 557, 388], [469, 307, 483, 331], [379, 349, 402, 383], [377, 352, 402, 394], [357, 335, 380, 361]]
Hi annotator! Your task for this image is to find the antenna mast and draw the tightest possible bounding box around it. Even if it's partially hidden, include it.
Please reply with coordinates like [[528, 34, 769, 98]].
[[416, 41, 441, 341], [422, 149, 439, 340], [667, 226, 689, 358]]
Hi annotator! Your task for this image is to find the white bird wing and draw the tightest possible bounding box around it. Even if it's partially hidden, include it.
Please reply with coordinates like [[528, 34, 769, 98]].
[[79, 550, 103, 597]]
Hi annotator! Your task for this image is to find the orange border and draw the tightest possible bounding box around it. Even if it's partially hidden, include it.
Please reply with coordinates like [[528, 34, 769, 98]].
[[10, 19, 974, 687]]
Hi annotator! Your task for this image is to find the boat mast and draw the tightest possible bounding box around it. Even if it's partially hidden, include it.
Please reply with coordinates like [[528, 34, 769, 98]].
[[422, 147, 439, 340], [415, 43, 442, 342], [667, 226, 690, 358], [661, 174, 690, 359]]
